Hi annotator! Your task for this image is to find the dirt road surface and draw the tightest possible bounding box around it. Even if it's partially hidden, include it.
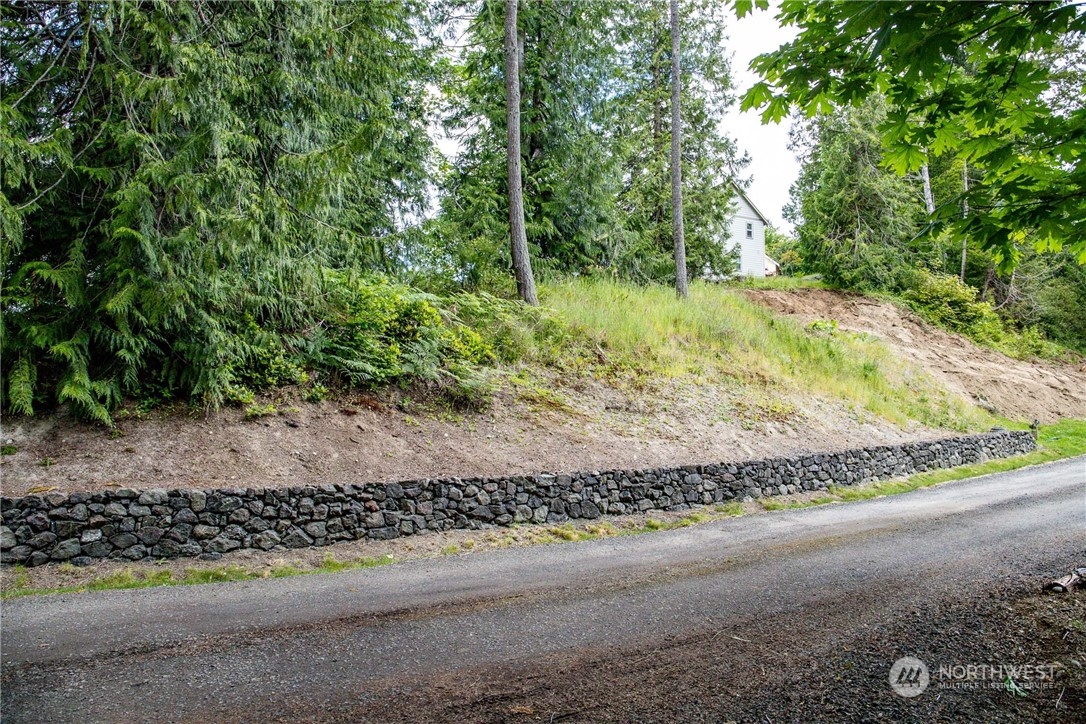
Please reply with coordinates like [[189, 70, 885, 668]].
[[3, 458, 1085, 723]]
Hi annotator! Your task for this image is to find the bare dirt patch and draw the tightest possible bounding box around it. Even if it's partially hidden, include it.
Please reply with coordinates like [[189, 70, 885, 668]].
[[745, 288, 1086, 424], [0, 372, 942, 498]]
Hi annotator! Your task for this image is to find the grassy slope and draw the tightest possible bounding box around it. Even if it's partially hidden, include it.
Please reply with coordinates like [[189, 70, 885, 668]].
[[539, 279, 990, 431]]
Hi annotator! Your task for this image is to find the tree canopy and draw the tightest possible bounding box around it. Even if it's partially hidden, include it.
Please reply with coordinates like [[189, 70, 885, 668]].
[[741, 1, 1086, 269], [1, 0, 746, 419]]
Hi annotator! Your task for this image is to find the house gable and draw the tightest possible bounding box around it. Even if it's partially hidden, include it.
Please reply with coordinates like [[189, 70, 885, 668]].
[[728, 185, 770, 278]]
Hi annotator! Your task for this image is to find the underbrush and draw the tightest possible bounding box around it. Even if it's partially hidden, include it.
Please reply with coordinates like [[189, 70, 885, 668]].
[[15, 275, 997, 432], [899, 270, 1074, 361]]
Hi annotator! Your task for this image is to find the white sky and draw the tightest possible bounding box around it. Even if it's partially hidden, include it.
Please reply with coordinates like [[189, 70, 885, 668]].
[[722, 6, 799, 233]]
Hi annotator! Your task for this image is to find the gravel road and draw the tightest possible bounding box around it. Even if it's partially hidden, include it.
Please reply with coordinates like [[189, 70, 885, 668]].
[[3, 457, 1084, 722]]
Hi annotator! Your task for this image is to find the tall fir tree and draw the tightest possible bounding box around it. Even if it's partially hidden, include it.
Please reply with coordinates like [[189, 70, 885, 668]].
[[1, 0, 434, 419]]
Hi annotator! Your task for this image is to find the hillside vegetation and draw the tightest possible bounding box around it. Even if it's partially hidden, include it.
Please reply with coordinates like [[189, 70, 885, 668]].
[[540, 280, 986, 431], [61, 278, 993, 433], [6, 2, 1081, 432]]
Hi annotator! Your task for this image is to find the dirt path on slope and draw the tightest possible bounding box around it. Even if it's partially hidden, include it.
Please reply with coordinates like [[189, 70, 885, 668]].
[[745, 288, 1086, 424]]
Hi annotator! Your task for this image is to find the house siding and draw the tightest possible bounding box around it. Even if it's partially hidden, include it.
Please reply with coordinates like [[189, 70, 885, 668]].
[[729, 193, 765, 278]]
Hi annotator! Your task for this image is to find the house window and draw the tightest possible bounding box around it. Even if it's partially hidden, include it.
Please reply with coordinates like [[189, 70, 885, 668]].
[[745, 223, 753, 239]]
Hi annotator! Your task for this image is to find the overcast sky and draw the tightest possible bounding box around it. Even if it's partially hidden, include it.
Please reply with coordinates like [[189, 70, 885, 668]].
[[722, 6, 799, 232]]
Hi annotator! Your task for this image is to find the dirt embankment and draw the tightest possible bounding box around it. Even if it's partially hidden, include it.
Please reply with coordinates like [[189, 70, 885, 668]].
[[745, 288, 1086, 425], [0, 376, 940, 498], [4, 287, 1079, 499]]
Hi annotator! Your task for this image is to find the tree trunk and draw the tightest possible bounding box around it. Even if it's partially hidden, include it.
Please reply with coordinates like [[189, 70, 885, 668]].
[[504, 0, 538, 306], [669, 0, 688, 299], [920, 163, 935, 215], [652, 21, 665, 249], [960, 160, 969, 283]]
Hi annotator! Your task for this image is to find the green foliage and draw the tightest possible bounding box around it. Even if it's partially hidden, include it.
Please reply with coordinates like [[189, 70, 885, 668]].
[[438, 0, 746, 287], [443, 291, 568, 365], [438, 0, 622, 285], [244, 403, 279, 420], [780, 94, 1081, 359], [998, 249, 1086, 354], [314, 275, 446, 386], [805, 319, 838, 334], [901, 270, 1003, 338], [743, 1, 1086, 268], [606, 1, 748, 283], [901, 269, 1069, 360], [541, 279, 989, 430], [785, 98, 924, 291], [304, 384, 329, 403], [2, 0, 434, 420]]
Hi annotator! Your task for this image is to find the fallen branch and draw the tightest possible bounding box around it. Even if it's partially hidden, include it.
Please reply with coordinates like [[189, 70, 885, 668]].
[[1044, 571, 1082, 593]]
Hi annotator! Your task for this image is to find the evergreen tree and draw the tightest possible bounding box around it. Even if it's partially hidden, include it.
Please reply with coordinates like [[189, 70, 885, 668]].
[[669, 0, 688, 299], [608, 0, 747, 282], [438, 0, 620, 286], [785, 98, 925, 291], [1, 0, 434, 419], [503, 0, 538, 305]]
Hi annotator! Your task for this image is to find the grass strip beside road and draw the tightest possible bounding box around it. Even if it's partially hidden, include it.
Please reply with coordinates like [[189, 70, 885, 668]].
[[1, 553, 394, 600], [830, 418, 1085, 503], [3, 421, 1082, 600]]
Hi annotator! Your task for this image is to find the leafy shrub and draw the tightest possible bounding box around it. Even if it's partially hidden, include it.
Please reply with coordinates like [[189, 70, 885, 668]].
[[439, 365, 498, 411], [900, 269, 1065, 360], [806, 319, 839, 334], [901, 270, 1001, 335], [311, 274, 448, 386], [244, 403, 279, 419], [443, 292, 569, 365]]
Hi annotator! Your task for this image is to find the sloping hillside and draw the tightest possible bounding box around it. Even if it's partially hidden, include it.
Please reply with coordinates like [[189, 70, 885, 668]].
[[745, 288, 1086, 424], [5, 281, 1075, 498]]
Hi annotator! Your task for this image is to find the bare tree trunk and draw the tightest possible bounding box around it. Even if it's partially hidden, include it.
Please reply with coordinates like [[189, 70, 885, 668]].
[[920, 163, 935, 215], [960, 160, 969, 284], [652, 20, 665, 248], [504, 0, 538, 306], [669, 0, 688, 299]]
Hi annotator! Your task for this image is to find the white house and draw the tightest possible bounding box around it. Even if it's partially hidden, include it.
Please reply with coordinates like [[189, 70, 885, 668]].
[[728, 185, 771, 278]]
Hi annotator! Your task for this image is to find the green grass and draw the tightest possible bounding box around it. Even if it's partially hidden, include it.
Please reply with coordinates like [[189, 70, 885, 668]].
[[540, 279, 990, 431], [727, 275, 828, 291], [0, 553, 393, 600], [715, 501, 745, 516]]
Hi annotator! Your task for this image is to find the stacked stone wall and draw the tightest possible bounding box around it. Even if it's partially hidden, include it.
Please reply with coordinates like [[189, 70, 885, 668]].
[[0, 431, 1035, 567]]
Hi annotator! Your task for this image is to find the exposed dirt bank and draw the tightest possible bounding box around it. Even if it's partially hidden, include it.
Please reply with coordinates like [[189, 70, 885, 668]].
[[746, 288, 1086, 424], [0, 375, 942, 497]]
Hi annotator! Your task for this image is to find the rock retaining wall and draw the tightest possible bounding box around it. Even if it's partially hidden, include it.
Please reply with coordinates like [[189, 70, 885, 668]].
[[0, 431, 1035, 567]]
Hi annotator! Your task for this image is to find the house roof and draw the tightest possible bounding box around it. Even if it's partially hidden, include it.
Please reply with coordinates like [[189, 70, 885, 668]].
[[731, 182, 771, 227]]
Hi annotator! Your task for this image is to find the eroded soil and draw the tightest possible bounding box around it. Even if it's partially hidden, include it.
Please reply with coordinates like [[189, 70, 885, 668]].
[[0, 376, 940, 498], [746, 288, 1086, 425]]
